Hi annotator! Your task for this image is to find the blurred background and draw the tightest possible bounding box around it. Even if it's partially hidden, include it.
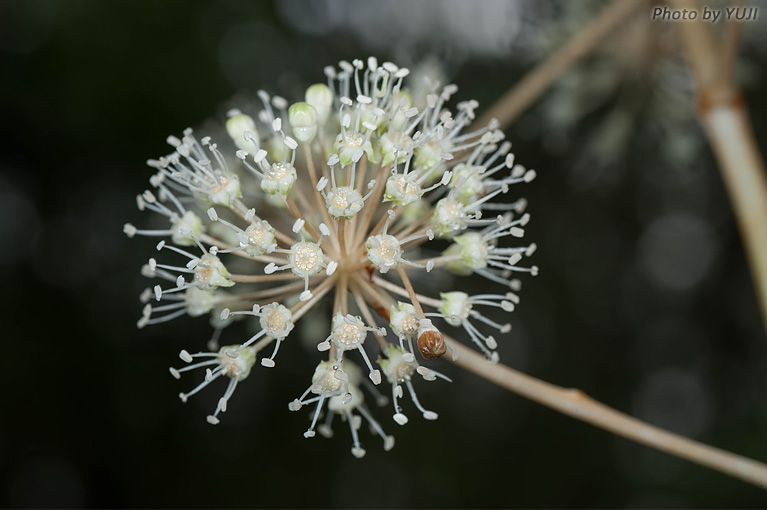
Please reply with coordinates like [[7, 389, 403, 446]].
[[2, 0, 767, 507]]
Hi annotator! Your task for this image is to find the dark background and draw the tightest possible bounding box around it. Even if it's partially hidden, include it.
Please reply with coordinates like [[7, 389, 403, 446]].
[[2, 0, 767, 507]]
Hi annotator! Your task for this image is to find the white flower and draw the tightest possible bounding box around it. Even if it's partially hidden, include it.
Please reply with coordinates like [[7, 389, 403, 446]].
[[126, 56, 538, 453], [170, 345, 256, 425]]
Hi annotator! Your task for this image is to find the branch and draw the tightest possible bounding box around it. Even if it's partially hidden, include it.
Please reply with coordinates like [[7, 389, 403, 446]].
[[475, 0, 646, 130], [673, 0, 767, 334], [448, 340, 767, 489], [359, 277, 767, 488]]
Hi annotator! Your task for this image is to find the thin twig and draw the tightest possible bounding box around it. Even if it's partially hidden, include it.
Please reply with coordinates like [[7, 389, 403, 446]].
[[475, 0, 646, 130], [364, 279, 767, 488], [674, 0, 767, 333], [448, 340, 767, 489]]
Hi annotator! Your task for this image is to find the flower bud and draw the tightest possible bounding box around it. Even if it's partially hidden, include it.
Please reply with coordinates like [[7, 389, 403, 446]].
[[305, 83, 333, 125], [226, 113, 258, 152], [288, 102, 319, 143]]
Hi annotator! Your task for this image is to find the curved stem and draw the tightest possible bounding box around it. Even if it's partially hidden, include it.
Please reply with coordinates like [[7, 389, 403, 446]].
[[359, 276, 767, 488], [674, 0, 767, 334], [474, 0, 645, 130], [448, 340, 767, 489]]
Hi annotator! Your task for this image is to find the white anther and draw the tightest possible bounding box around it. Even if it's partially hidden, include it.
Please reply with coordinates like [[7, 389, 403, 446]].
[[292, 218, 305, 233], [253, 149, 267, 163], [327, 154, 340, 166], [423, 411, 438, 420], [284, 136, 298, 150], [261, 358, 275, 368], [426, 260, 435, 272], [176, 275, 185, 288], [319, 223, 331, 236], [272, 95, 288, 109], [510, 227, 524, 238], [220, 308, 230, 320], [272, 118, 282, 132], [404, 107, 419, 118], [179, 350, 193, 363], [264, 263, 278, 274], [369, 370, 382, 385], [206, 416, 220, 425], [207, 207, 218, 221], [352, 148, 364, 163], [317, 176, 328, 191], [235, 150, 248, 160], [393, 413, 408, 425], [508, 253, 522, 266], [326, 260, 338, 276], [299, 290, 312, 302], [169, 367, 180, 379]]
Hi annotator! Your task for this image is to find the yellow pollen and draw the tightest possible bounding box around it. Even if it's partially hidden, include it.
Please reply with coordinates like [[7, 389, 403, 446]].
[[270, 163, 290, 179], [343, 133, 364, 148], [264, 309, 286, 331], [401, 315, 419, 335], [293, 245, 320, 272], [395, 363, 415, 381], [396, 176, 419, 195], [446, 200, 463, 217], [221, 359, 243, 378], [249, 225, 265, 243], [376, 239, 399, 262], [336, 323, 364, 346], [331, 190, 350, 208], [195, 266, 212, 283]]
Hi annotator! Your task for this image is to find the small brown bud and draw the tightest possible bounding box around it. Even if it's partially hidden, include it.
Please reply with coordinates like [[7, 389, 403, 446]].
[[418, 330, 447, 359]]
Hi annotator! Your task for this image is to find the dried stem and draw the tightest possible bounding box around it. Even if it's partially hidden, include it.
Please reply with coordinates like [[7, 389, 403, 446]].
[[475, 0, 645, 130], [674, 0, 767, 333], [360, 277, 767, 488], [448, 340, 767, 489]]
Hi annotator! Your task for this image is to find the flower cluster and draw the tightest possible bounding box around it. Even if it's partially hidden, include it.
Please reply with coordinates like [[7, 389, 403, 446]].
[[125, 57, 537, 457]]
